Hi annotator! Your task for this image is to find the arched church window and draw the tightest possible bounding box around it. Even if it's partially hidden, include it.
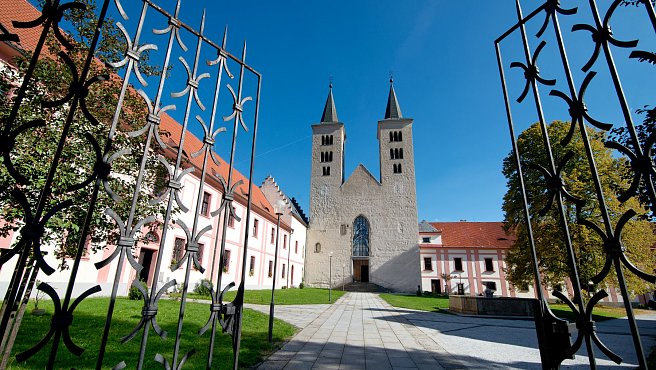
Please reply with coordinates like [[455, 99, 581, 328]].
[[398, 131, 403, 141], [329, 151, 333, 162], [389, 148, 394, 159], [393, 132, 398, 142], [321, 135, 325, 145], [389, 132, 393, 142], [399, 148, 404, 159], [394, 148, 399, 159], [321, 152, 325, 162], [315, 243, 321, 253], [397, 163, 402, 173], [352, 215, 370, 257]]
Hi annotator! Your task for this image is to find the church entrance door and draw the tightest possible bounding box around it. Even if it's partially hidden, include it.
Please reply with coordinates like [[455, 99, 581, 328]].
[[353, 259, 369, 282], [361, 265, 369, 282]]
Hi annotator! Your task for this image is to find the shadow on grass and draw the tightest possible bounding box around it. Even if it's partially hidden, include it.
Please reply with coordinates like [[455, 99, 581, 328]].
[[7, 298, 295, 369]]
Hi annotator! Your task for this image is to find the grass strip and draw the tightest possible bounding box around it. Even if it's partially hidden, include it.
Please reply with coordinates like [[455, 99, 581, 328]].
[[177, 287, 346, 305], [379, 293, 450, 312], [7, 297, 296, 369]]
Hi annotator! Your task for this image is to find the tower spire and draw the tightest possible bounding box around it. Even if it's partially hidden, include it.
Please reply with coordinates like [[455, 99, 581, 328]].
[[384, 77, 402, 119], [320, 81, 339, 123]]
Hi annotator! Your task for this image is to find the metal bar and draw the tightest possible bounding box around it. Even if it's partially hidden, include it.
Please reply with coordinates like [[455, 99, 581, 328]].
[[1, 0, 58, 138], [588, 0, 656, 213], [642, 0, 656, 33], [494, 42, 545, 303], [233, 45, 262, 370], [585, 1, 649, 365], [207, 39, 247, 369], [205, 28, 229, 370], [96, 2, 152, 367], [515, 0, 595, 367], [495, 2, 548, 44], [143, 0, 261, 75], [548, 7, 609, 367], [171, 10, 207, 368], [131, 1, 186, 368], [0, 257, 39, 369], [47, 0, 112, 366], [268, 214, 281, 342]]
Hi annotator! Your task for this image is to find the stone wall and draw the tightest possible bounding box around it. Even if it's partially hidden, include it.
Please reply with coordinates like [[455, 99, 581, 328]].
[[449, 295, 537, 317]]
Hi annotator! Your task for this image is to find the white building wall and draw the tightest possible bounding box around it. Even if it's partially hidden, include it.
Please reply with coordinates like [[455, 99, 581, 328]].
[[0, 170, 300, 298]]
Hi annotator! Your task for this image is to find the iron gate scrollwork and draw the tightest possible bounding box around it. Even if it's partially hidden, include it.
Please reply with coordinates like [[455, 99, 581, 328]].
[[0, 0, 262, 368], [496, 0, 655, 369]]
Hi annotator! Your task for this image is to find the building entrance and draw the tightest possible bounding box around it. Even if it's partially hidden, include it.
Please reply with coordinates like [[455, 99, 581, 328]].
[[353, 259, 369, 282]]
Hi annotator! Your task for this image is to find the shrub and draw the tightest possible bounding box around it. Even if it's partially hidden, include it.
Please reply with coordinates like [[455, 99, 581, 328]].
[[299, 281, 305, 289], [193, 279, 213, 296], [129, 279, 148, 300]]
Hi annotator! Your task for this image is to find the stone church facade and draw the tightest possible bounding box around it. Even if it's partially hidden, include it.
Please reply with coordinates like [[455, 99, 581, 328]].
[[305, 81, 420, 292]]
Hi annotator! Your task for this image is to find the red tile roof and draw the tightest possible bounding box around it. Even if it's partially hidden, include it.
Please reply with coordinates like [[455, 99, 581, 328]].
[[2, 0, 284, 228], [0, 0, 44, 62], [160, 115, 284, 227], [428, 222, 515, 249]]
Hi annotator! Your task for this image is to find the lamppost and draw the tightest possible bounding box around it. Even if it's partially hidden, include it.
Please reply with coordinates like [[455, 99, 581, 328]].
[[268, 199, 286, 342], [342, 264, 345, 291], [329, 252, 333, 302]]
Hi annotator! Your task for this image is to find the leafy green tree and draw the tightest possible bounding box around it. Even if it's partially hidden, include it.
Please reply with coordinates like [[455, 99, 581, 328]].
[[613, 0, 656, 217], [502, 120, 656, 297], [0, 0, 167, 270]]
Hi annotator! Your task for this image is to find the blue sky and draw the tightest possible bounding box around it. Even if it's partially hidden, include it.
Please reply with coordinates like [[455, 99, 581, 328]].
[[191, 0, 525, 222], [59, 0, 655, 222]]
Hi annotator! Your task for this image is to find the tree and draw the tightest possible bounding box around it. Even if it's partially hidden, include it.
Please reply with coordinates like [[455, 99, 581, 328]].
[[0, 0, 166, 270], [612, 0, 656, 218], [502, 120, 656, 297]]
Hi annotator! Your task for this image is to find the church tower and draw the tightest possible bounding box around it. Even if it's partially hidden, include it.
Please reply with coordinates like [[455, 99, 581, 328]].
[[305, 81, 420, 293], [378, 78, 418, 220], [309, 84, 345, 229]]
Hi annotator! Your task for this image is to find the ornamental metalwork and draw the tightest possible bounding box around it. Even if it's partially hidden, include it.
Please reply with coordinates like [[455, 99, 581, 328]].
[[496, 0, 655, 368], [0, 0, 262, 369]]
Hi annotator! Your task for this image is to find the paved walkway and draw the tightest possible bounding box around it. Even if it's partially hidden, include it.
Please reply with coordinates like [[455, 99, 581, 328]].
[[254, 292, 656, 370], [255, 293, 461, 369]]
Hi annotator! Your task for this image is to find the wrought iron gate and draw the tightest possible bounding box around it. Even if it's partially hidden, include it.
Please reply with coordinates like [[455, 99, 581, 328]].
[[496, 0, 655, 368], [0, 0, 261, 368]]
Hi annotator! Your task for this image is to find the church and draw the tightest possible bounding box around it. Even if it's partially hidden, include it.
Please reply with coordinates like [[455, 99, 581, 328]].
[[304, 81, 421, 292]]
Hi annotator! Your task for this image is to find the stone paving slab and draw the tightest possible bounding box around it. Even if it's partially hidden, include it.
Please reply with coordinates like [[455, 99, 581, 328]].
[[256, 293, 451, 369], [255, 292, 656, 369], [245, 302, 332, 329]]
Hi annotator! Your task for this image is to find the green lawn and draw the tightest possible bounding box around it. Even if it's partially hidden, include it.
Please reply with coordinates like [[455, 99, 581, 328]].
[[549, 303, 639, 322], [379, 293, 450, 312], [5, 297, 296, 369], [177, 287, 346, 305], [379, 293, 640, 322]]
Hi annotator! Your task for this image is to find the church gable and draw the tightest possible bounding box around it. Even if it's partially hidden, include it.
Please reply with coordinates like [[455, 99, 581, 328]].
[[342, 164, 381, 193]]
